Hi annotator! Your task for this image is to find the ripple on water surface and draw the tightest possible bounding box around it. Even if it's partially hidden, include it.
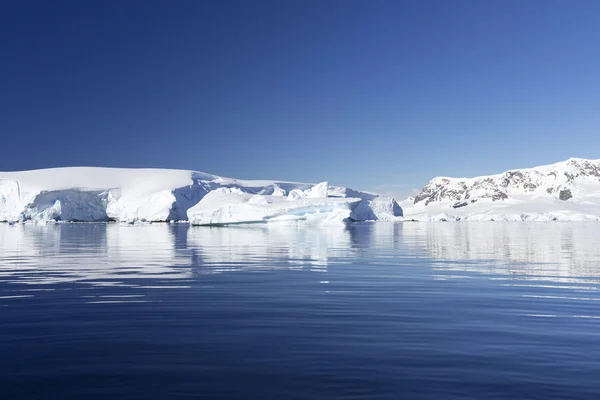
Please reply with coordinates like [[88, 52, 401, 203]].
[[1, 222, 600, 399]]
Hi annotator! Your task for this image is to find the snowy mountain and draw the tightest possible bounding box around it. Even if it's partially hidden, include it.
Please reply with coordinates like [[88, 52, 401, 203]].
[[0, 167, 403, 224], [403, 158, 600, 221]]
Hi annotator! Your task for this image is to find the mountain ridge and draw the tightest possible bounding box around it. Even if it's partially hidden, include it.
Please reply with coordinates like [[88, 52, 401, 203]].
[[404, 158, 600, 221], [413, 158, 600, 207]]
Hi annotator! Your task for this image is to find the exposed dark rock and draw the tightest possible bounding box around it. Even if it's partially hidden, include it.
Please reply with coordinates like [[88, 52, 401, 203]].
[[411, 158, 599, 209], [491, 191, 508, 201], [559, 189, 572, 201], [452, 201, 468, 209], [414, 192, 433, 205]]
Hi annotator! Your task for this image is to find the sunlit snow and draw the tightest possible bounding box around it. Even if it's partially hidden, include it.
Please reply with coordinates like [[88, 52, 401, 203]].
[[0, 167, 402, 225]]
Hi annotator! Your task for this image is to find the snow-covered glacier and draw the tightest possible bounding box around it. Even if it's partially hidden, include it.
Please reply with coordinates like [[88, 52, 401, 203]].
[[403, 158, 600, 221], [0, 167, 403, 224]]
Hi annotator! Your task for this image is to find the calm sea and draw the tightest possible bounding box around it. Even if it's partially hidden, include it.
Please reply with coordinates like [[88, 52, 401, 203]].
[[2, 222, 600, 399]]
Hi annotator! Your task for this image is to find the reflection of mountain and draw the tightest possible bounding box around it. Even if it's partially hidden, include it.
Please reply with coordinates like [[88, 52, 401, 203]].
[[402, 223, 600, 280]]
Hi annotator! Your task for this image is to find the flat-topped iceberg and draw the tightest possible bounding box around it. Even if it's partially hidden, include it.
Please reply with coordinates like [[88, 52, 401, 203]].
[[0, 167, 403, 224]]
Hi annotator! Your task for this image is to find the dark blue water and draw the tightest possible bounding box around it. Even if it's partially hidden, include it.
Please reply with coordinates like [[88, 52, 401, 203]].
[[2, 222, 600, 399]]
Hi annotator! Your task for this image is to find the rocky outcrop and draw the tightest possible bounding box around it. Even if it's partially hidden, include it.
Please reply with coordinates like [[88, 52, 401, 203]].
[[413, 158, 600, 208]]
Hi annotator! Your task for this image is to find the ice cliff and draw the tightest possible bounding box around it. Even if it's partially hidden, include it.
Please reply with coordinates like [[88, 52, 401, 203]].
[[0, 167, 403, 225]]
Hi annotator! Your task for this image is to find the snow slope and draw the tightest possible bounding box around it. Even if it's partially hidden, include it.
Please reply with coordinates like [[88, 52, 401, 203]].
[[404, 158, 600, 221], [0, 167, 403, 224]]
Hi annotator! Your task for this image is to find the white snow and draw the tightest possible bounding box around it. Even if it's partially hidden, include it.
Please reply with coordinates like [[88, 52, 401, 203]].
[[187, 185, 362, 226], [402, 197, 600, 221], [304, 182, 329, 198], [0, 167, 402, 225], [405, 158, 600, 221]]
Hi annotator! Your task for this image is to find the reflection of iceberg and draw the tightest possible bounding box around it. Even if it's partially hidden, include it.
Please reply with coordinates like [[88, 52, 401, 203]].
[[403, 222, 600, 282], [186, 223, 353, 271], [4, 222, 600, 296], [0, 223, 358, 290], [0, 224, 193, 287], [348, 222, 405, 250]]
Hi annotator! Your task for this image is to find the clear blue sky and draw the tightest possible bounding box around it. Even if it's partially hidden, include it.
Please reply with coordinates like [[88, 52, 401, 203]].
[[1, 0, 599, 198]]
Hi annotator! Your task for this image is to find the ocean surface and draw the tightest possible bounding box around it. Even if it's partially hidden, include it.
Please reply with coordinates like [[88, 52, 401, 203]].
[[2, 222, 600, 399]]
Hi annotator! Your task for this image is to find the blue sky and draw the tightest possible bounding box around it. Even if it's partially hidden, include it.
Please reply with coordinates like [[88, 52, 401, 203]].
[[1, 0, 599, 198]]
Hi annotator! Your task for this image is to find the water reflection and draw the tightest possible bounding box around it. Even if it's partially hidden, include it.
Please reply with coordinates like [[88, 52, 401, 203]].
[[2, 222, 600, 291], [401, 223, 600, 275], [186, 224, 354, 271], [0, 223, 360, 289], [0, 224, 192, 287], [4, 222, 600, 400]]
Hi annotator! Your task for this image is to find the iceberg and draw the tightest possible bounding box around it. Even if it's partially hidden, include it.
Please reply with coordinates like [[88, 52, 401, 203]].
[[186, 182, 406, 226], [187, 187, 362, 226], [352, 196, 404, 221], [0, 167, 403, 225]]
